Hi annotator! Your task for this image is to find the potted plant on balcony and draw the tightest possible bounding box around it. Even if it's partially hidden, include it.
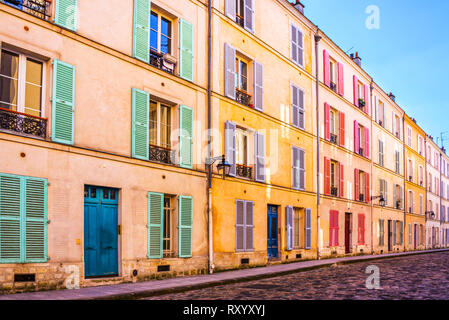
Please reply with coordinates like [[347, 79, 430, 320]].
[[358, 98, 366, 107], [248, 103, 254, 109]]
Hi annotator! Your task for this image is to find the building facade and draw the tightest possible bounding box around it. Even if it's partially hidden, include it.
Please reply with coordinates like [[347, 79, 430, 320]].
[[426, 136, 441, 248], [440, 149, 449, 247]]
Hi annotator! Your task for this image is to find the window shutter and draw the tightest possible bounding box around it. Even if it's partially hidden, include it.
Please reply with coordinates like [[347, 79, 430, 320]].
[[298, 87, 305, 130], [253, 61, 263, 111], [224, 43, 236, 99], [286, 206, 293, 251], [393, 184, 397, 208], [393, 221, 397, 245], [323, 50, 330, 87], [365, 173, 370, 203], [305, 208, 312, 250], [358, 215, 362, 244], [338, 62, 344, 96], [364, 84, 370, 115], [132, 0, 150, 63], [179, 105, 193, 169], [334, 211, 339, 246], [392, 112, 396, 136], [339, 112, 345, 146], [245, 201, 254, 251], [291, 25, 298, 64], [329, 210, 334, 247], [243, 0, 254, 33], [180, 19, 194, 82], [299, 148, 305, 190], [178, 196, 193, 258], [324, 157, 330, 195], [55, 0, 78, 31], [297, 28, 304, 67], [292, 85, 299, 128], [374, 96, 379, 122], [324, 103, 330, 141], [292, 147, 299, 190], [400, 221, 404, 245], [353, 75, 359, 107], [365, 127, 370, 158], [235, 200, 245, 251], [254, 132, 265, 182], [225, 121, 236, 177], [354, 169, 359, 201], [131, 88, 149, 160], [51, 60, 75, 145], [147, 192, 163, 259], [225, 0, 236, 20], [339, 163, 344, 198], [399, 185, 403, 209], [384, 180, 388, 204], [354, 120, 359, 154]]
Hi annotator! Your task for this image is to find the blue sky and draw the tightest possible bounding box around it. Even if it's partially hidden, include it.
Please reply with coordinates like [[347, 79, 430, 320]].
[[301, 0, 449, 148]]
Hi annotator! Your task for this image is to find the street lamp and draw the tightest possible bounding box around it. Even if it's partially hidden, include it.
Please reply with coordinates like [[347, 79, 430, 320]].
[[206, 155, 231, 179], [371, 195, 386, 207], [425, 211, 435, 219]]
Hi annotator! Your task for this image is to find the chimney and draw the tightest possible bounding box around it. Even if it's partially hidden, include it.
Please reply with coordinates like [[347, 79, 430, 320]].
[[388, 92, 396, 102], [350, 52, 362, 67], [291, 1, 305, 14]]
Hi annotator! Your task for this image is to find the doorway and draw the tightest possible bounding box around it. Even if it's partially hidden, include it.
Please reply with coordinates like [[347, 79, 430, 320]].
[[267, 205, 279, 260], [388, 220, 392, 252], [344, 213, 352, 254]]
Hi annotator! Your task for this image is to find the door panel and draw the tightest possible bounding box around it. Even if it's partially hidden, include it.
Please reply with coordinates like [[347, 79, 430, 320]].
[[267, 205, 278, 259], [345, 213, 351, 254]]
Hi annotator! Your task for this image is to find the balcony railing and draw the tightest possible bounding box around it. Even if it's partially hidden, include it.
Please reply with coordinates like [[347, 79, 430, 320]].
[[395, 200, 401, 210], [331, 187, 338, 197], [236, 14, 244, 28], [330, 82, 337, 92], [0, 107, 47, 138], [149, 144, 174, 165], [2, 0, 51, 20], [236, 164, 252, 179], [330, 133, 338, 145], [409, 176, 413, 182], [358, 148, 364, 157], [235, 88, 251, 107], [358, 98, 366, 108], [149, 50, 176, 75]]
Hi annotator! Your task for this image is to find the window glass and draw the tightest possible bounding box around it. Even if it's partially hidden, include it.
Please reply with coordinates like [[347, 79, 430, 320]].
[[150, 12, 159, 51], [163, 196, 171, 254], [149, 101, 158, 145], [160, 104, 171, 149], [330, 110, 335, 134], [160, 17, 171, 54], [236, 129, 248, 165], [25, 58, 43, 117], [0, 50, 19, 110], [293, 208, 300, 248]]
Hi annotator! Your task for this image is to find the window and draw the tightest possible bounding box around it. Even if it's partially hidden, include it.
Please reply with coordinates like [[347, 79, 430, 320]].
[[379, 219, 385, 246], [329, 58, 337, 91], [354, 169, 369, 203], [3, 0, 52, 20], [408, 159, 414, 182], [379, 179, 387, 206], [163, 196, 175, 257], [377, 100, 385, 126], [394, 115, 401, 139], [225, 0, 254, 32], [150, 11, 172, 55], [329, 108, 339, 143], [359, 125, 365, 155], [429, 173, 432, 192], [293, 147, 305, 191], [235, 57, 248, 93], [378, 140, 384, 167], [408, 190, 414, 213], [395, 151, 400, 174], [292, 85, 305, 130], [330, 160, 339, 196], [149, 100, 172, 150], [394, 184, 403, 209], [419, 166, 424, 186], [418, 136, 424, 155], [293, 208, 301, 248], [291, 24, 304, 67], [235, 127, 250, 175], [407, 126, 412, 147], [420, 194, 423, 214]]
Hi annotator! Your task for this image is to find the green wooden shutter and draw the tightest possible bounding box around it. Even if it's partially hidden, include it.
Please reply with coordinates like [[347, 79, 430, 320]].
[[179, 105, 193, 169], [55, 0, 78, 31], [0, 174, 21, 263], [51, 60, 75, 145], [133, 0, 151, 63], [147, 192, 163, 259], [179, 19, 194, 81], [24, 177, 47, 262], [178, 195, 193, 258], [132, 88, 149, 160]]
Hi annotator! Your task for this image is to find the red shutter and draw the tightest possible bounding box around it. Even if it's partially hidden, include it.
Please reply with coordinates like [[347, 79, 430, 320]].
[[362, 215, 365, 244], [324, 157, 331, 195], [358, 214, 365, 245], [365, 127, 370, 158], [329, 210, 334, 246], [335, 211, 339, 246], [357, 214, 361, 244], [353, 75, 359, 106], [365, 172, 370, 203], [323, 50, 330, 87], [364, 84, 370, 115], [338, 62, 344, 96], [339, 163, 344, 198], [354, 120, 359, 154], [354, 169, 360, 201], [339, 112, 345, 146], [324, 103, 330, 140]]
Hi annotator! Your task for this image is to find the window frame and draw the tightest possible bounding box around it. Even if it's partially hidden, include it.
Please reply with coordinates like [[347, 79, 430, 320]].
[[150, 10, 173, 55], [149, 100, 173, 150]]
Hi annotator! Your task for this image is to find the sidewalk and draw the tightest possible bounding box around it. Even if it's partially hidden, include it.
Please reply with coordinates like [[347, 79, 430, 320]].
[[1, 248, 448, 300]]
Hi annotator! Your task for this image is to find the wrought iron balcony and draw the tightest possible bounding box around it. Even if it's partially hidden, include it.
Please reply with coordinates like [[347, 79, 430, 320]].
[[149, 144, 174, 165], [358, 98, 366, 108], [0, 107, 47, 138], [329, 82, 337, 92], [235, 89, 251, 107], [331, 187, 338, 197], [236, 164, 252, 179], [359, 194, 365, 202], [330, 133, 338, 145], [395, 200, 401, 210], [358, 148, 364, 157], [378, 120, 383, 127], [236, 14, 245, 28], [409, 176, 413, 182], [149, 50, 176, 75], [2, 0, 51, 20]]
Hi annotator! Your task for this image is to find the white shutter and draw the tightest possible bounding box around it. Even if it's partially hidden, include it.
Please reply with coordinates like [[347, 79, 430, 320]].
[[254, 132, 265, 182], [292, 147, 299, 190], [224, 43, 236, 99], [298, 87, 305, 129], [292, 85, 300, 128], [299, 148, 305, 190], [225, 0, 236, 21], [245, 201, 254, 251], [225, 121, 236, 177], [286, 206, 293, 251], [291, 24, 298, 64], [297, 28, 304, 67], [243, 0, 254, 33], [235, 200, 245, 251], [253, 61, 263, 111], [305, 208, 312, 249]]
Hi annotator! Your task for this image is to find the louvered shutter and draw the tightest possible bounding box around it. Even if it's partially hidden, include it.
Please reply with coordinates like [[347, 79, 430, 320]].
[[147, 192, 163, 259], [305, 208, 312, 250], [375, 96, 379, 122], [243, 0, 254, 33], [339, 112, 345, 146], [286, 206, 293, 251], [131, 88, 149, 160], [0, 175, 21, 262], [353, 75, 359, 107], [55, 0, 78, 31], [292, 147, 299, 190], [132, 0, 150, 63], [254, 61, 263, 111], [235, 200, 245, 251], [354, 120, 359, 154], [400, 221, 404, 245], [365, 127, 370, 158], [297, 28, 304, 67], [365, 173, 370, 203], [178, 196, 193, 258], [393, 184, 397, 208], [393, 221, 397, 245], [299, 149, 305, 190], [179, 105, 193, 169], [399, 185, 403, 209], [225, 0, 236, 20], [292, 85, 299, 128], [224, 43, 236, 99], [51, 60, 75, 145], [245, 201, 254, 251], [339, 163, 344, 198], [179, 19, 194, 82], [329, 211, 334, 246], [323, 50, 330, 87], [254, 132, 265, 182], [291, 25, 298, 64], [354, 169, 360, 201], [379, 140, 384, 166], [225, 121, 236, 177], [324, 157, 330, 195], [364, 85, 370, 115], [324, 103, 330, 141], [298, 87, 305, 129], [334, 211, 339, 246], [338, 62, 344, 96]]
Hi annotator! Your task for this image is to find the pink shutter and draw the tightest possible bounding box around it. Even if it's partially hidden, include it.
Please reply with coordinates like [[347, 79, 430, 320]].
[[324, 157, 331, 195], [335, 211, 339, 246], [339, 163, 344, 198], [364, 84, 370, 115], [338, 62, 344, 96], [365, 173, 370, 203], [365, 127, 370, 158], [354, 169, 360, 201], [324, 103, 330, 140], [339, 112, 345, 146], [323, 50, 330, 87], [329, 210, 334, 246], [354, 120, 359, 154], [353, 75, 359, 107]]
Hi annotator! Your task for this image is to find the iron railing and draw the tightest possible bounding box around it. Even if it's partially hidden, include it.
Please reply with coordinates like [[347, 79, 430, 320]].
[[331, 187, 338, 197], [358, 148, 364, 157], [236, 14, 244, 28], [330, 133, 338, 145], [0, 107, 47, 138], [359, 194, 365, 202], [235, 89, 251, 107], [236, 164, 252, 179], [149, 144, 174, 165], [330, 82, 337, 92], [149, 50, 176, 75], [2, 0, 51, 20]]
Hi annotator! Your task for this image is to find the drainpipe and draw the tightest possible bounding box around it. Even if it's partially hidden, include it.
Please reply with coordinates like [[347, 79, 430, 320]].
[[424, 137, 428, 249], [440, 152, 443, 248], [207, 0, 214, 274], [402, 116, 406, 252], [314, 30, 322, 259], [369, 81, 374, 254]]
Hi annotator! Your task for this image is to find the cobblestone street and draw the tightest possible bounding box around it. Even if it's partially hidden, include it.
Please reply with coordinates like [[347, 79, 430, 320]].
[[145, 252, 449, 300]]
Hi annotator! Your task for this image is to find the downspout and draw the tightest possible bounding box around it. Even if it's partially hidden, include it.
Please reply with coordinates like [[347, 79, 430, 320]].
[[207, 0, 214, 274], [314, 30, 322, 259], [424, 137, 428, 249], [440, 152, 443, 248], [369, 81, 374, 254], [402, 116, 406, 252]]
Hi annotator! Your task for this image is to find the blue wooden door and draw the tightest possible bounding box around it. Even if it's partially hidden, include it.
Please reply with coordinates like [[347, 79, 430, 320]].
[[267, 205, 278, 259], [84, 186, 118, 278]]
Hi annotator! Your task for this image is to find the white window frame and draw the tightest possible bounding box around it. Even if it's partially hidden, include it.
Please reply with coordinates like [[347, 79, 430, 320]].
[[149, 100, 173, 149]]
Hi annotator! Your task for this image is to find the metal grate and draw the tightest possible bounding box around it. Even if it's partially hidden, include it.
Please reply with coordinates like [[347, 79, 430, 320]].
[[14, 274, 35, 282], [241, 258, 249, 265], [157, 265, 170, 272], [0, 107, 47, 138]]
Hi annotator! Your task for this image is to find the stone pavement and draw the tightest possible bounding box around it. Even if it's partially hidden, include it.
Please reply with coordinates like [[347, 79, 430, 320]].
[[1, 249, 448, 300]]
